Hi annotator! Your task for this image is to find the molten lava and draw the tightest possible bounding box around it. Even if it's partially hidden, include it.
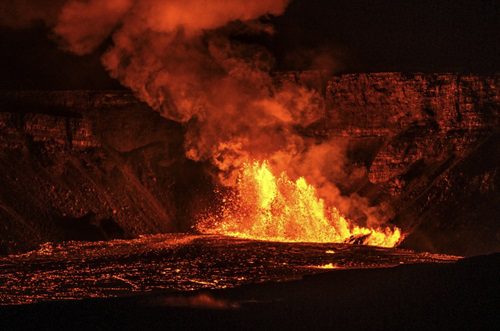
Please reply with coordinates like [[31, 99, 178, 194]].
[[198, 161, 402, 247]]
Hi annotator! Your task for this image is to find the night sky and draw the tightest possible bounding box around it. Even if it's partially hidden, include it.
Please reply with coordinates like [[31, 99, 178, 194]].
[[0, 0, 498, 90]]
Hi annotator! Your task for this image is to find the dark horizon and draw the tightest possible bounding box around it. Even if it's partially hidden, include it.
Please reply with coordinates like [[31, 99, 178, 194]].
[[0, 0, 498, 90]]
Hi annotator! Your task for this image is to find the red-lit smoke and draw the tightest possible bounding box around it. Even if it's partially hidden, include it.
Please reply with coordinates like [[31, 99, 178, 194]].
[[0, 0, 394, 229]]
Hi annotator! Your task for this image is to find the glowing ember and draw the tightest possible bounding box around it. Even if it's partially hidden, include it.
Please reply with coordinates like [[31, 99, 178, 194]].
[[314, 263, 338, 269], [198, 161, 402, 247]]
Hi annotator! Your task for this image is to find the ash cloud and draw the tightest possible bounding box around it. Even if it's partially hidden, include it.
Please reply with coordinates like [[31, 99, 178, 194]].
[[57, 0, 310, 185], [1, 0, 393, 227], [54, 0, 133, 55]]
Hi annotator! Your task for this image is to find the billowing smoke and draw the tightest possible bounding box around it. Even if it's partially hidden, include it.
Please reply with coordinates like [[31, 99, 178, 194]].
[[1, 0, 392, 227], [52, 0, 320, 185]]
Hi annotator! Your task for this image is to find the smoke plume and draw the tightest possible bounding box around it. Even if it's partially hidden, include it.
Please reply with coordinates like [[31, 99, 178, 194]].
[[54, 0, 318, 184], [2, 0, 393, 226]]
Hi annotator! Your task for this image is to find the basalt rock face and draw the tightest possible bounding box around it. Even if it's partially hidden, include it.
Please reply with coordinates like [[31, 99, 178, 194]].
[[0, 91, 211, 254], [325, 74, 497, 185], [322, 73, 500, 256], [0, 73, 499, 256]]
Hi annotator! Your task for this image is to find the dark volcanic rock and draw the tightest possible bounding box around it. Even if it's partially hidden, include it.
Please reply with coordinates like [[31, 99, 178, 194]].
[[0, 91, 213, 253], [325, 73, 498, 135]]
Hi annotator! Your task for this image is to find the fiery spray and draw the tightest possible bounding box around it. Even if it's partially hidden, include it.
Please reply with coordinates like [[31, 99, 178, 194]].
[[197, 161, 401, 247]]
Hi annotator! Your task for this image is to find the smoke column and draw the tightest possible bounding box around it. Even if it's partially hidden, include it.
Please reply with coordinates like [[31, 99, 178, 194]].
[[1, 0, 393, 227]]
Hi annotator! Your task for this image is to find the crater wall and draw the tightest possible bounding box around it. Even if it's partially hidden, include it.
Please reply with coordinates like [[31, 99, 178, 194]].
[[0, 72, 498, 255]]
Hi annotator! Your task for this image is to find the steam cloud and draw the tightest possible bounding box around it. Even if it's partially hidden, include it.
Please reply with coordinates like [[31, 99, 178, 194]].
[[1, 0, 392, 227]]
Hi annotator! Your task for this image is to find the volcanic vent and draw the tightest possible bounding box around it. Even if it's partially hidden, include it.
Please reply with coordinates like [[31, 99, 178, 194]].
[[197, 160, 401, 247]]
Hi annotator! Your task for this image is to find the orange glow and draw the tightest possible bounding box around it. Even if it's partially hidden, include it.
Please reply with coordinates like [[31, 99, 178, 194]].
[[313, 263, 338, 269], [198, 161, 402, 248]]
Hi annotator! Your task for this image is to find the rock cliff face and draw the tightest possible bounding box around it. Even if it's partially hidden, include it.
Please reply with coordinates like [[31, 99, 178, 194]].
[[0, 73, 498, 256], [325, 73, 497, 187], [322, 73, 499, 255], [0, 92, 211, 254]]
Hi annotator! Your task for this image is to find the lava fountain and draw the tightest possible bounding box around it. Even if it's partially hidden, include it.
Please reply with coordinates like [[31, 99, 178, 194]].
[[198, 161, 402, 247]]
